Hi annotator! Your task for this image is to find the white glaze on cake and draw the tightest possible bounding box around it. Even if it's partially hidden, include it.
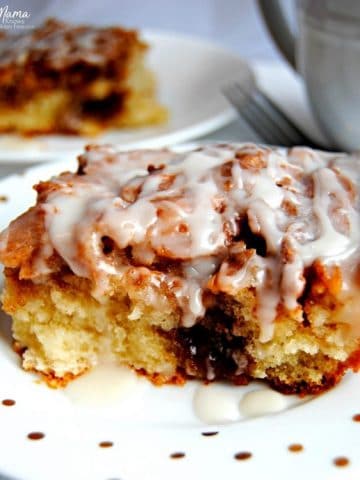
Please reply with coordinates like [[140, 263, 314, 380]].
[[1, 143, 359, 341]]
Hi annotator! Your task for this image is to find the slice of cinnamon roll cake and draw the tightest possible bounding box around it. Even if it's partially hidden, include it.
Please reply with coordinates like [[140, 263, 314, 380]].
[[1, 143, 359, 393], [0, 19, 167, 135]]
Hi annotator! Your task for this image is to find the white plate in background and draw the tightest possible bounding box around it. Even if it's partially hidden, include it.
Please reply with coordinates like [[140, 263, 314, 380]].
[[0, 30, 255, 163], [0, 154, 359, 480]]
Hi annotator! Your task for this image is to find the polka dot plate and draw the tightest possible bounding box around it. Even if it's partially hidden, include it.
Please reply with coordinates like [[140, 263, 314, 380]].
[[0, 156, 360, 480]]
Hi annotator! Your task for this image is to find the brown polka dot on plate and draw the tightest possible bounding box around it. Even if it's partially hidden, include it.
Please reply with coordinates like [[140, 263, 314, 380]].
[[170, 452, 185, 459], [352, 413, 360, 422], [234, 451, 252, 461], [0, 195, 8, 202], [27, 432, 45, 441], [99, 441, 114, 448], [288, 444, 304, 453], [2, 399, 15, 406], [333, 457, 350, 467], [201, 431, 219, 437]]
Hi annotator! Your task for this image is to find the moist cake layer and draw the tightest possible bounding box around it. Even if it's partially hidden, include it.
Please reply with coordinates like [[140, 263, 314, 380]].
[[0, 19, 167, 135], [1, 143, 360, 393]]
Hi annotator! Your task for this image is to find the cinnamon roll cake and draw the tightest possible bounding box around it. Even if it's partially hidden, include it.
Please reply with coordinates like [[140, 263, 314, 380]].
[[0, 143, 359, 393], [0, 19, 167, 135]]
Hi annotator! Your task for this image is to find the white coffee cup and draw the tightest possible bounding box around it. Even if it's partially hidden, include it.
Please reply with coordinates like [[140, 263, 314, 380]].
[[258, 0, 360, 150]]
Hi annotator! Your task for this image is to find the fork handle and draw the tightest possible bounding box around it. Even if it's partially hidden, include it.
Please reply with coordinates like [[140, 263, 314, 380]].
[[257, 0, 296, 69]]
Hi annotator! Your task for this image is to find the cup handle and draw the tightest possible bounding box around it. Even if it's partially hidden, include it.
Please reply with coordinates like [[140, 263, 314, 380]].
[[257, 0, 296, 69]]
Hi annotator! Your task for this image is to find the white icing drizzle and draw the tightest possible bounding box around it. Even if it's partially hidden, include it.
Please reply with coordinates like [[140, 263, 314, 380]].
[[281, 254, 305, 311], [193, 383, 291, 423], [3, 143, 360, 341], [239, 389, 288, 418], [297, 167, 359, 261], [193, 384, 241, 424], [65, 363, 146, 407]]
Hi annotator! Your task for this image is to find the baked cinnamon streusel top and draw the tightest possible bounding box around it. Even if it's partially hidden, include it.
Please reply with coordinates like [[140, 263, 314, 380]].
[[0, 18, 144, 69], [1, 143, 359, 341], [0, 18, 145, 103]]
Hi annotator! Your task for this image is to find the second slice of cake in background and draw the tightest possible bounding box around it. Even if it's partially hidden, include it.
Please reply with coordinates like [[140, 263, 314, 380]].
[[0, 19, 167, 135]]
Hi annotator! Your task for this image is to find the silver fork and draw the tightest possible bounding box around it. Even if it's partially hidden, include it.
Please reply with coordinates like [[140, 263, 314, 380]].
[[223, 82, 323, 149]]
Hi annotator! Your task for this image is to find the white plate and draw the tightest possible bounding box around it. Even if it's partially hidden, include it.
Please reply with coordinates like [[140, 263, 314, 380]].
[[0, 158, 360, 480], [0, 30, 255, 163]]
